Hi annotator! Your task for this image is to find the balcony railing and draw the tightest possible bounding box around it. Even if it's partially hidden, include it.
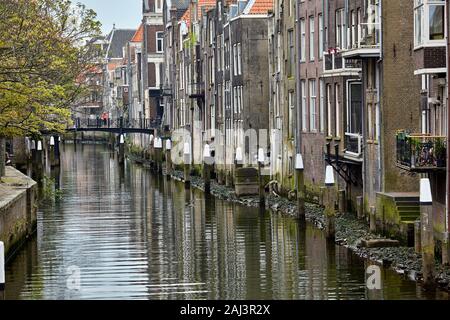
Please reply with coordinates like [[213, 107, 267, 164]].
[[396, 131, 447, 171], [345, 133, 363, 158], [323, 51, 362, 73], [188, 82, 205, 99], [342, 21, 381, 58]]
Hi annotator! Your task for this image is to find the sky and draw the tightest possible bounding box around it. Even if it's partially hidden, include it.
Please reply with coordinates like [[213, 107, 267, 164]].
[[77, 0, 142, 34]]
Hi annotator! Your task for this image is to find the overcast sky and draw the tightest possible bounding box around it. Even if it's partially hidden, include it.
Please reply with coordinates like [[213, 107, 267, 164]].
[[77, 0, 142, 34]]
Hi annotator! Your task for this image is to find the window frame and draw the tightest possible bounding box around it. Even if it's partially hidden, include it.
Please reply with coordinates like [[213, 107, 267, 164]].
[[414, 0, 446, 48], [156, 31, 164, 53]]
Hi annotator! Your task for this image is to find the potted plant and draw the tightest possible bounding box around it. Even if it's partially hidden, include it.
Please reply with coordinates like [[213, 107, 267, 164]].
[[435, 138, 446, 167]]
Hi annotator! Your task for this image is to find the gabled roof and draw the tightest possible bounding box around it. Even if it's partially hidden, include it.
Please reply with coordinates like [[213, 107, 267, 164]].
[[105, 28, 137, 59], [244, 0, 273, 15], [180, 0, 216, 27], [131, 24, 144, 43]]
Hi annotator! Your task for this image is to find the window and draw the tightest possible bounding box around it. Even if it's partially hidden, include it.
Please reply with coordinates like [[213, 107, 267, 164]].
[[210, 19, 215, 45], [226, 84, 231, 114], [240, 86, 243, 113], [209, 56, 214, 85], [309, 17, 315, 61], [233, 44, 237, 76], [319, 14, 324, 59], [327, 84, 332, 136], [414, 0, 444, 46], [429, 1, 445, 40], [233, 87, 239, 113], [225, 40, 230, 70], [335, 9, 345, 49], [320, 79, 325, 132], [288, 30, 294, 77], [211, 105, 216, 135], [237, 43, 242, 75], [301, 80, 307, 131], [217, 35, 222, 71], [288, 91, 295, 138], [351, 10, 356, 47], [156, 32, 164, 53], [335, 84, 340, 137], [357, 8, 362, 46], [309, 79, 317, 131], [156, 0, 162, 12], [300, 19, 306, 62], [347, 82, 363, 135]]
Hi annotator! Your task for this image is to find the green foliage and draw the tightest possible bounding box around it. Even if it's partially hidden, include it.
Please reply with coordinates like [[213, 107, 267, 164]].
[[0, 0, 101, 138], [435, 137, 446, 160], [41, 175, 64, 202]]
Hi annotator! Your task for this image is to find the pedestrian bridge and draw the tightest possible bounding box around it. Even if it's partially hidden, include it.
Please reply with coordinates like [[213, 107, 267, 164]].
[[66, 117, 160, 135]]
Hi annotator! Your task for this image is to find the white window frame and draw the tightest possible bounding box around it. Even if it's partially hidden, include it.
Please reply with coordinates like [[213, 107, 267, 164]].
[[156, 31, 164, 53], [327, 84, 332, 136], [335, 83, 340, 137], [309, 16, 315, 61], [301, 80, 307, 131], [237, 43, 242, 75], [320, 79, 325, 132], [414, 0, 446, 48], [233, 44, 237, 76], [319, 14, 324, 59], [300, 19, 306, 62], [288, 91, 295, 138], [309, 79, 317, 131]]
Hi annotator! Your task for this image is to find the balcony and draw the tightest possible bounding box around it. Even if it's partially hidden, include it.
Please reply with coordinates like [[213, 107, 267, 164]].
[[323, 51, 361, 77], [396, 131, 447, 172], [344, 133, 363, 158], [341, 22, 381, 59], [188, 82, 205, 99]]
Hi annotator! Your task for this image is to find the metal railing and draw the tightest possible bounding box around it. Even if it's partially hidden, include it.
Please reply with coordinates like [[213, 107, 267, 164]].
[[71, 117, 161, 130], [187, 82, 205, 98], [323, 52, 362, 72], [396, 131, 447, 170]]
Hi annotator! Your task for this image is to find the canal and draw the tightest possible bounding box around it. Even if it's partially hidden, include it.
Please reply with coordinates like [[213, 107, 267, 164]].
[[4, 144, 449, 300]]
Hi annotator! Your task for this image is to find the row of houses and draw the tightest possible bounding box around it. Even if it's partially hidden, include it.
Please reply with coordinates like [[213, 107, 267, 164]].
[[93, 0, 449, 265], [157, 0, 450, 264]]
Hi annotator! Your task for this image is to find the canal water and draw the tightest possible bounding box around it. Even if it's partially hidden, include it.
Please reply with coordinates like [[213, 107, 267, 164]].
[[5, 144, 449, 300]]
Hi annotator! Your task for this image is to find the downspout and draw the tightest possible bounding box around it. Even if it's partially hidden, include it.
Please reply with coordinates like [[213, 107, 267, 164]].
[[378, 0, 383, 193], [446, 0, 450, 250], [295, 0, 301, 154]]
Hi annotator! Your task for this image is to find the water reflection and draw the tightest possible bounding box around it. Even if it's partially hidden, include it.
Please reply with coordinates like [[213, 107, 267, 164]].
[[5, 144, 450, 300]]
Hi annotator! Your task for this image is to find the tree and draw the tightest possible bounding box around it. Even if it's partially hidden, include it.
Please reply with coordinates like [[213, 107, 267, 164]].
[[0, 0, 101, 177]]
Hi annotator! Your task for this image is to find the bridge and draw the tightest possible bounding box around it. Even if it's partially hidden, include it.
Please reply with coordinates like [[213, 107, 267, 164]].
[[66, 117, 160, 135]]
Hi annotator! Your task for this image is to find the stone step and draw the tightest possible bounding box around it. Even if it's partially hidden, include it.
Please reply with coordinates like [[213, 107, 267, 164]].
[[361, 239, 401, 248], [394, 196, 419, 202]]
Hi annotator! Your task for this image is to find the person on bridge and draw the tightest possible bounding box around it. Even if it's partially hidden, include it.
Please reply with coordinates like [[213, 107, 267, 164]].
[[101, 112, 109, 126]]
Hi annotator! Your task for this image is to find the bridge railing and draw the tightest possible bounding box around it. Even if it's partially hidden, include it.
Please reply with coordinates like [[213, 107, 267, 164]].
[[71, 117, 161, 130]]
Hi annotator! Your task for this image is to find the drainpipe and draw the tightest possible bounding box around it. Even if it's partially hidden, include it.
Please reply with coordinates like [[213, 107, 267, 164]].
[[295, 0, 301, 154], [445, 0, 450, 263]]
